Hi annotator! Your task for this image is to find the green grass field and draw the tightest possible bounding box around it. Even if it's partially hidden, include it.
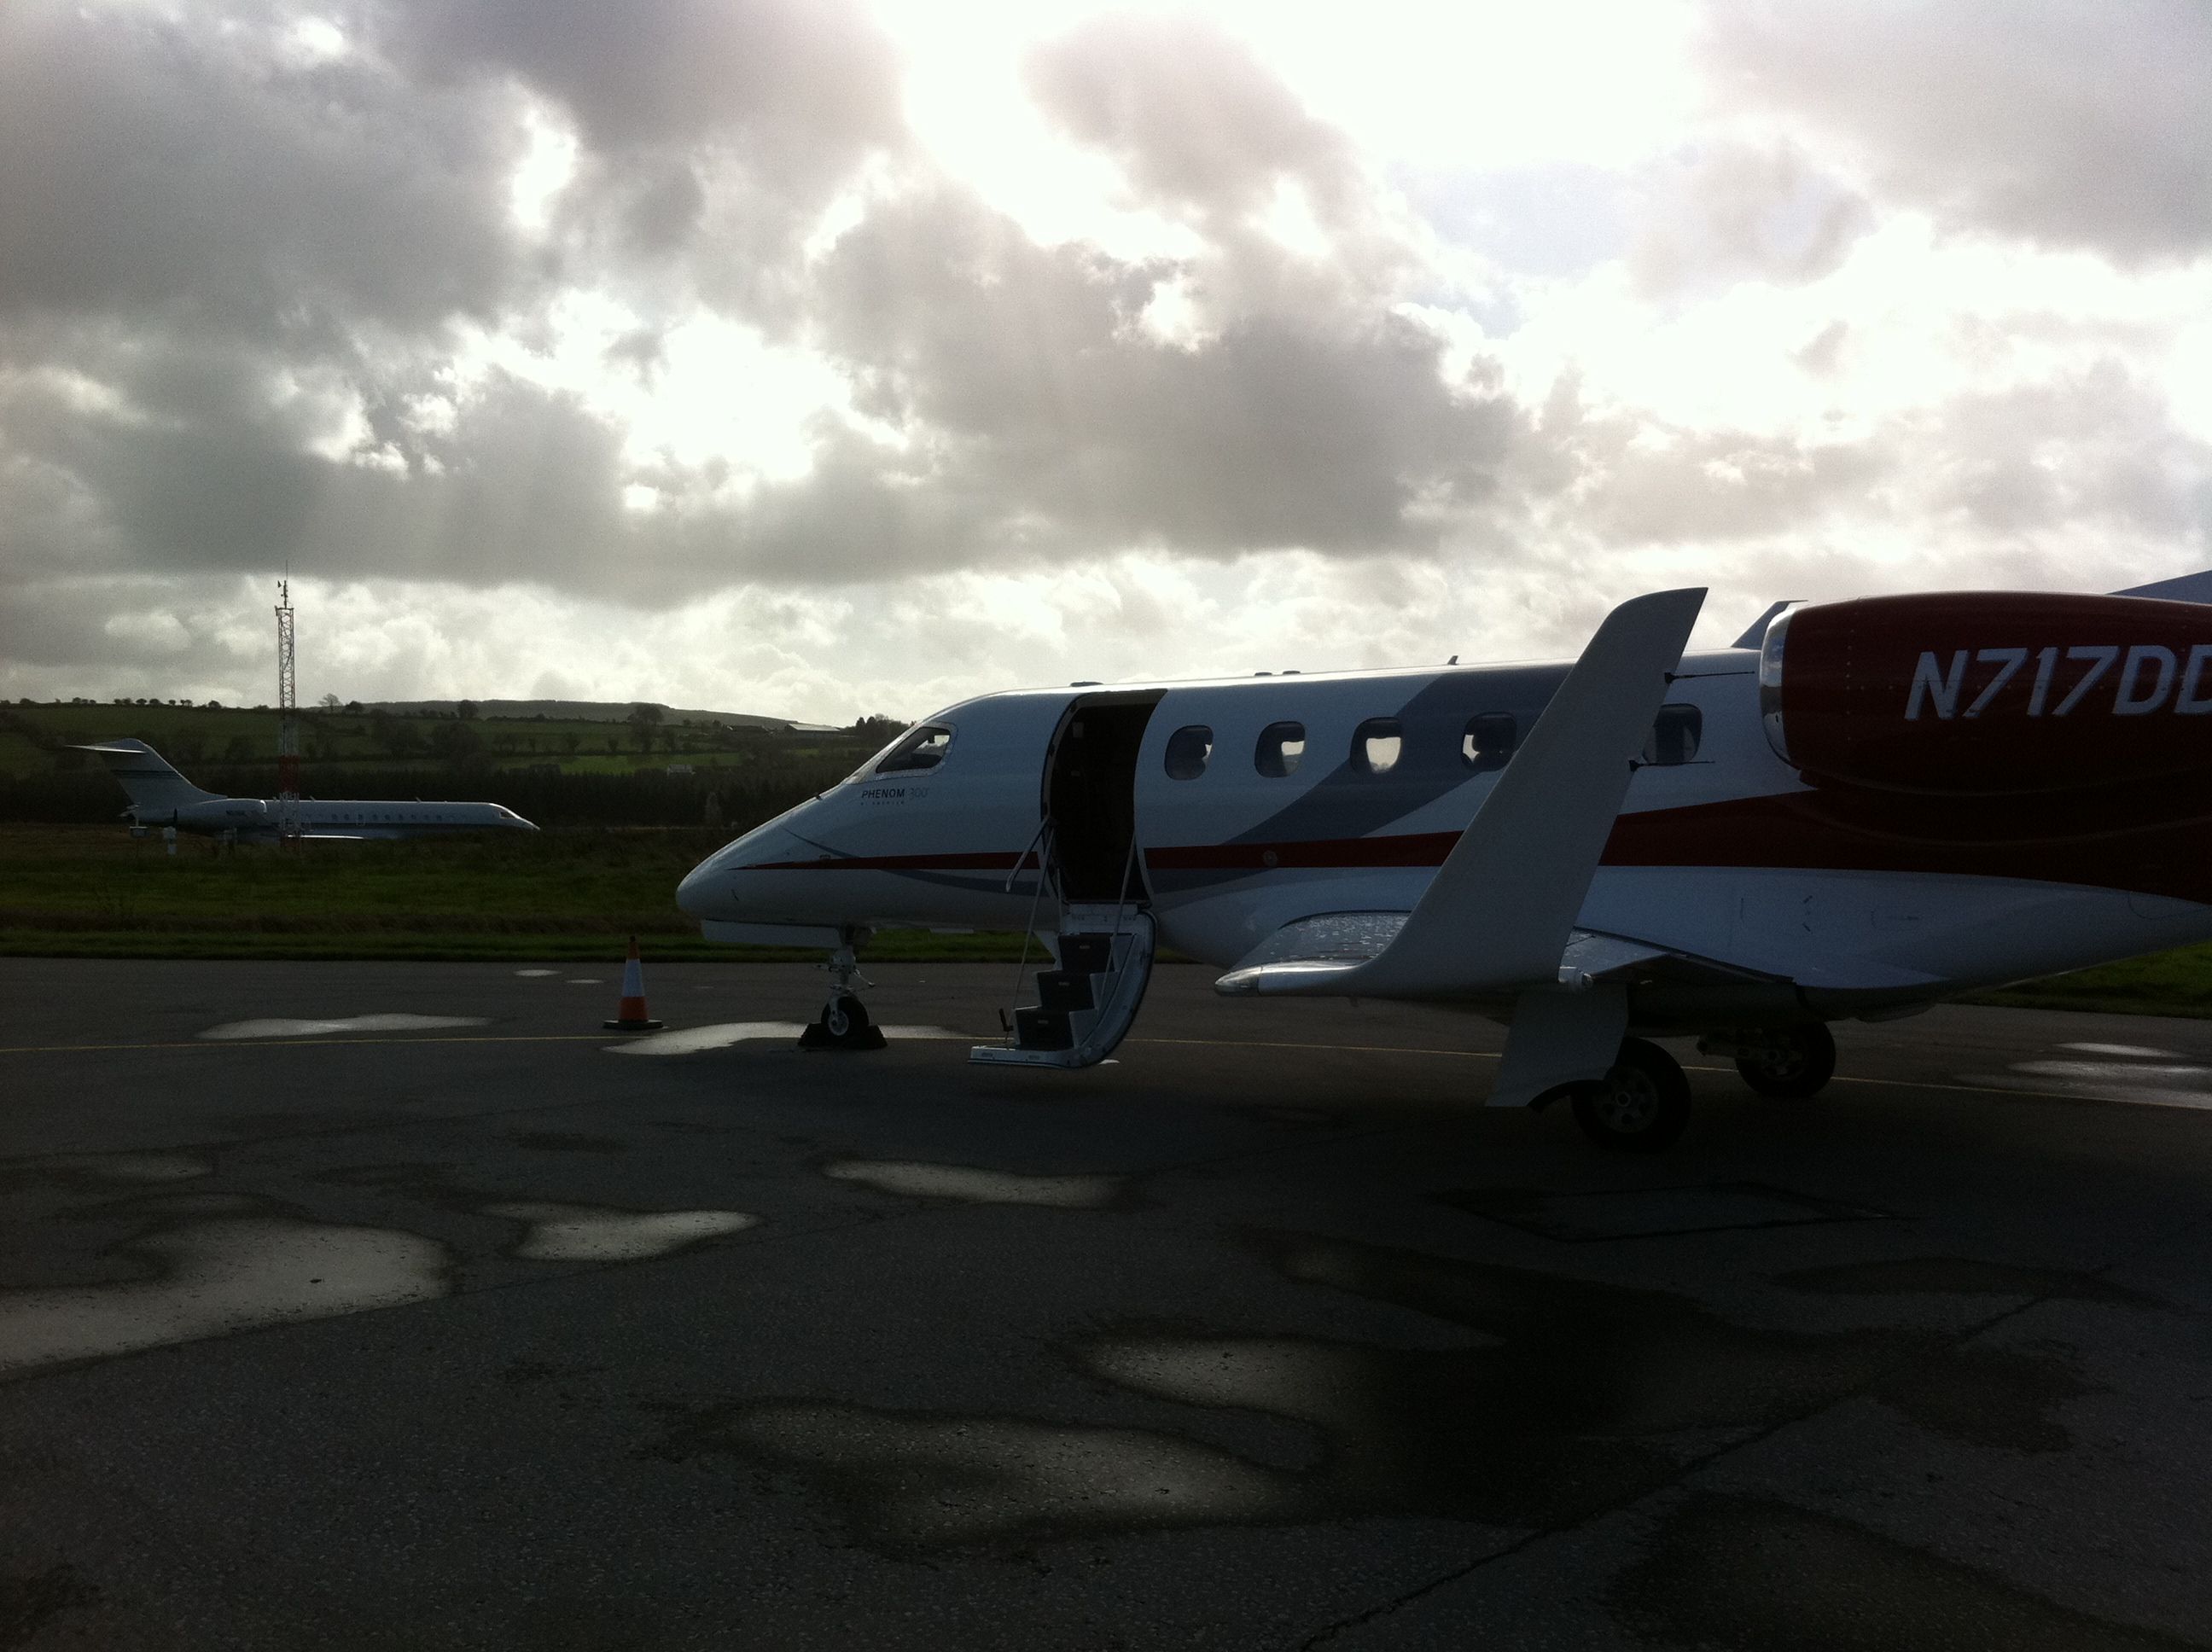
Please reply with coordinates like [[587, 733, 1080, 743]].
[[0, 825, 1031, 962], [3, 823, 2210, 1009]]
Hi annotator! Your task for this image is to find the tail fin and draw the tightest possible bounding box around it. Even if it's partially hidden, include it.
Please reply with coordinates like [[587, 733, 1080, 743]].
[[79, 740, 219, 814], [2114, 570, 2212, 603]]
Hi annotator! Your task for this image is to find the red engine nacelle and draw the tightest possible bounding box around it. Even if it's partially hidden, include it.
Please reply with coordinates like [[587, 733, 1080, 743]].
[[1761, 591, 2212, 796]]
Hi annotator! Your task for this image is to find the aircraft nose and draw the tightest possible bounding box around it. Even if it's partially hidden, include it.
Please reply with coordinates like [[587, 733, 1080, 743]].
[[677, 820, 811, 919]]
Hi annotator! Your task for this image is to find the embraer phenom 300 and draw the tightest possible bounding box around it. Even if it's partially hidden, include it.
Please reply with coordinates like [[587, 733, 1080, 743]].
[[676, 574, 2212, 1151]]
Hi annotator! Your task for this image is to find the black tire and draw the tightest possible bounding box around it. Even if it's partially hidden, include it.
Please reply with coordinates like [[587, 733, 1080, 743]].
[[1734, 1022, 1837, 1099], [801, 997, 886, 1051], [1572, 1038, 1691, 1153]]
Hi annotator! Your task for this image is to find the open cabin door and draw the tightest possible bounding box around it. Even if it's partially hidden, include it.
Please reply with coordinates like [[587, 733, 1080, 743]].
[[973, 688, 1164, 1070], [1041, 690, 1164, 904]]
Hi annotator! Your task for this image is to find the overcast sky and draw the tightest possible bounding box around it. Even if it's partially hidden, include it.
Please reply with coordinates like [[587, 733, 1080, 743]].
[[2, 0, 2207, 719]]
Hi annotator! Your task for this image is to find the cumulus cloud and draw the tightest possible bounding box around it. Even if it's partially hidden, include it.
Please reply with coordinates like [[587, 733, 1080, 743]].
[[1703, 0, 2212, 261], [0, 0, 2205, 715]]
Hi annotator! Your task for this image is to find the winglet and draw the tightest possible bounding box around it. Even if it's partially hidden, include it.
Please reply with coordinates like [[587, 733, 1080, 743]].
[[1216, 586, 1706, 1000]]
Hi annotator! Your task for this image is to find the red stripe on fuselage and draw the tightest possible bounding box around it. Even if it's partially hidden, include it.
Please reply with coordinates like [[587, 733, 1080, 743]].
[[743, 794, 2212, 903]]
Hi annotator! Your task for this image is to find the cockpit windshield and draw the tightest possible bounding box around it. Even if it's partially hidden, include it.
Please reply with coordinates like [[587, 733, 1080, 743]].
[[855, 723, 954, 780]]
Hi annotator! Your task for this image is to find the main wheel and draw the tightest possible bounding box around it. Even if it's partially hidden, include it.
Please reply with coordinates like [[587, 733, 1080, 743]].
[[1572, 1038, 1691, 1153], [1734, 1022, 1836, 1099]]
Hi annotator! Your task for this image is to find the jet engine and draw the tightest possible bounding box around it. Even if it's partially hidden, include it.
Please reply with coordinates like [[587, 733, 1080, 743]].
[[1760, 591, 2212, 796]]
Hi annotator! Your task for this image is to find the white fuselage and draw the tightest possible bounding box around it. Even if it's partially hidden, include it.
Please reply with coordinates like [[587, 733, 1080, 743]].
[[677, 645, 2212, 1029], [143, 795, 535, 842]]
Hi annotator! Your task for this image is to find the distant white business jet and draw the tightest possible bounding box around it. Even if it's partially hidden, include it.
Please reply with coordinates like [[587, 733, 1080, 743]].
[[82, 738, 536, 841], [676, 570, 2212, 1152]]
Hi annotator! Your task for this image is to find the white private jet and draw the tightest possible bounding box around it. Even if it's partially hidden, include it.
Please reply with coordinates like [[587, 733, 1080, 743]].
[[83, 738, 537, 841], [676, 573, 2212, 1150]]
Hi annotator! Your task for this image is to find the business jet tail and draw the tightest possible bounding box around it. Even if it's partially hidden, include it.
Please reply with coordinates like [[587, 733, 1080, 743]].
[[79, 739, 220, 815], [1215, 585, 1706, 1002]]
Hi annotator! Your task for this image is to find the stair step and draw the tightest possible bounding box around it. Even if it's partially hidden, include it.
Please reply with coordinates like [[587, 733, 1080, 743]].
[[1036, 969, 1095, 1011], [1013, 1006, 1074, 1050], [1057, 933, 1115, 974]]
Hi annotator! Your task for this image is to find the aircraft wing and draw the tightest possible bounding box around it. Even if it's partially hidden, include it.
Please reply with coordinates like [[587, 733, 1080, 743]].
[[1213, 585, 1706, 1001], [1217, 916, 1774, 996]]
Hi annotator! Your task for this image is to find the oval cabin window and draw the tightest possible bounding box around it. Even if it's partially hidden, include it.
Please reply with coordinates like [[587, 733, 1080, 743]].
[[1643, 705, 1703, 766], [1462, 713, 1516, 772], [1163, 725, 1213, 780], [1352, 718, 1403, 775], [1254, 722, 1307, 778]]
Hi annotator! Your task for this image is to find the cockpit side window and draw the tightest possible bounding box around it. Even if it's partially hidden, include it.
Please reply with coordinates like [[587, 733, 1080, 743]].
[[874, 724, 954, 775]]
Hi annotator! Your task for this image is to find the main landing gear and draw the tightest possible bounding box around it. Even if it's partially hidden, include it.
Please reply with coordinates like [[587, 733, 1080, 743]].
[[1557, 1022, 1841, 1151], [1700, 1023, 1837, 1099], [1565, 1038, 1691, 1153], [800, 933, 886, 1052]]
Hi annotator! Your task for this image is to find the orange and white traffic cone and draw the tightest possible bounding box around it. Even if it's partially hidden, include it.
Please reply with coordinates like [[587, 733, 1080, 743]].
[[603, 935, 664, 1031]]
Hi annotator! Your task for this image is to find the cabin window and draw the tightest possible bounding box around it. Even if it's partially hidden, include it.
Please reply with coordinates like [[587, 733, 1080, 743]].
[[876, 724, 953, 774], [1254, 721, 1306, 778], [1643, 704, 1703, 765], [1462, 713, 1516, 772], [1163, 725, 1213, 780], [1352, 718, 1403, 775]]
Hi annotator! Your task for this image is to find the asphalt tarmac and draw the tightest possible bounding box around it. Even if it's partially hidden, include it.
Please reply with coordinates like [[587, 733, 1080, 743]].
[[4, 957, 2212, 1650]]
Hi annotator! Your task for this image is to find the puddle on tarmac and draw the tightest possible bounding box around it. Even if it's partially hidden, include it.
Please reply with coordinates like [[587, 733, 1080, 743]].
[[658, 1230, 2101, 1552], [0, 1216, 450, 1376], [606, 1022, 961, 1056], [483, 1201, 758, 1262], [1966, 1050, 2212, 1109], [691, 1405, 1296, 1548], [823, 1160, 1126, 1207], [1608, 1493, 2189, 1652], [38, 1152, 212, 1184], [199, 1014, 487, 1041], [515, 969, 558, 978]]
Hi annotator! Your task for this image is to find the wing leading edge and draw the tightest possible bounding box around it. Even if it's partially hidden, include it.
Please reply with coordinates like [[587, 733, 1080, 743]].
[[1214, 585, 1707, 1002]]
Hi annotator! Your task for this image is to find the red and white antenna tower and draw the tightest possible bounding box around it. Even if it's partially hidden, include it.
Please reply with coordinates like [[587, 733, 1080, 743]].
[[275, 578, 301, 841]]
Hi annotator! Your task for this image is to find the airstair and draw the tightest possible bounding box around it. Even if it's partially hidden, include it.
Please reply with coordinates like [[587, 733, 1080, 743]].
[[970, 826, 1155, 1069]]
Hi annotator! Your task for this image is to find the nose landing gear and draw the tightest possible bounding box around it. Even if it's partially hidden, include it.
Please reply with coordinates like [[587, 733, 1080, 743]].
[[800, 933, 886, 1052]]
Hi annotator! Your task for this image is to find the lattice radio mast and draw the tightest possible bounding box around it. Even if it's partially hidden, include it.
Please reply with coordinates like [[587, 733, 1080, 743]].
[[275, 578, 301, 841]]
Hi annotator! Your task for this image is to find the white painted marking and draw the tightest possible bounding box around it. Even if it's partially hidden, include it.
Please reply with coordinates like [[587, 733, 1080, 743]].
[[0, 1217, 449, 1375], [566, 978, 605, 985], [1966, 1061, 2212, 1111], [604, 1022, 962, 1056], [824, 1160, 1124, 1208], [514, 969, 558, 978], [199, 1014, 488, 1041], [483, 1202, 757, 1262], [2057, 1042, 2180, 1059]]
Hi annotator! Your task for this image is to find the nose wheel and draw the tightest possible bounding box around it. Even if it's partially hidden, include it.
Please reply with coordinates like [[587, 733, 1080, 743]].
[[799, 934, 886, 1051]]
